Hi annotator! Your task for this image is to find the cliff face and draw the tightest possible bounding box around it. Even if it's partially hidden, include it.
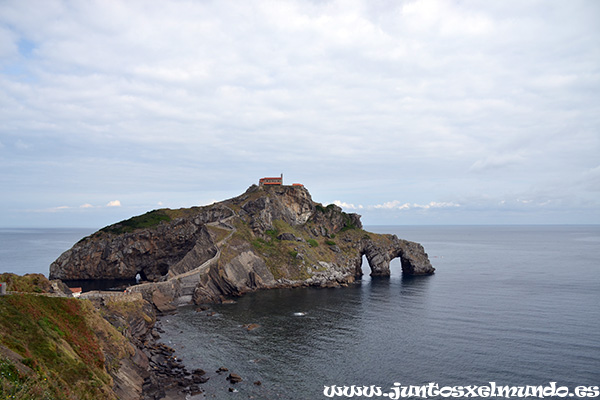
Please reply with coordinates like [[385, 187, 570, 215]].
[[50, 184, 434, 304]]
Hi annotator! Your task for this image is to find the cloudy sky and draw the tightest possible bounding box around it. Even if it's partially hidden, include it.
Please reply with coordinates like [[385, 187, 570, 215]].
[[1, 0, 599, 228]]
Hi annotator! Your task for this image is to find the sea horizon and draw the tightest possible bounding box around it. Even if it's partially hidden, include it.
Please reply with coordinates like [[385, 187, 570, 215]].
[[2, 224, 599, 277]]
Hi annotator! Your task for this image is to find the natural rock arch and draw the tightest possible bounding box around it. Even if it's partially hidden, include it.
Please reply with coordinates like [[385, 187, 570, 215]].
[[355, 236, 434, 278]]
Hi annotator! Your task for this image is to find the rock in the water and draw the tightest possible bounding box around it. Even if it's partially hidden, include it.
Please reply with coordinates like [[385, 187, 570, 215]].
[[192, 373, 209, 384], [242, 323, 260, 331], [227, 373, 243, 383], [151, 290, 176, 314]]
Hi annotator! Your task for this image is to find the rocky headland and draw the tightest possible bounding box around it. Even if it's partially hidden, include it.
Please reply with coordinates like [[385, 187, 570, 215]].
[[50, 184, 434, 308]]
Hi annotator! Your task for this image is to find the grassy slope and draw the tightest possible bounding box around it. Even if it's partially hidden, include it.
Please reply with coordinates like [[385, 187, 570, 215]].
[[97, 206, 204, 236], [0, 273, 52, 293], [0, 293, 132, 399]]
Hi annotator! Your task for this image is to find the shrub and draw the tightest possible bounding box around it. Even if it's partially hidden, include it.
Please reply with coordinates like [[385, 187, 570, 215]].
[[0, 273, 51, 293], [307, 239, 318, 247], [251, 238, 267, 250], [340, 212, 358, 232], [265, 229, 279, 240], [101, 210, 171, 234]]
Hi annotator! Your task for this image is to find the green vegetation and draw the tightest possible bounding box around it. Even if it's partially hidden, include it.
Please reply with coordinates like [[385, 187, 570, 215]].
[[250, 228, 280, 252], [0, 294, 131, 399], [100, 209, 171, 234], [265, 229, 279, 240], [250, 237, 268, 251], [103, 296, 153, 325], [98, 205, 206, 235], [0, 356, 53, 400], [307, 239, 319, 247], [0, 358, 21, 384], [340, 212, 359, 232], [324, 239, 336, 246], [0, 273, 51, 293], [315, 203, 336, 213], [245, 220, 312, 280]]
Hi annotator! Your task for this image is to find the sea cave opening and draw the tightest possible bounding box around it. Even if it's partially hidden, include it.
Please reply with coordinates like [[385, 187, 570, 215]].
[[359, 254, 371, 281]]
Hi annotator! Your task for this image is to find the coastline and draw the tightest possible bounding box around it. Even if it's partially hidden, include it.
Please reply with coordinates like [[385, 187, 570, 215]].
[[144, 305, 256, 399], [2, 225, 599, 398]]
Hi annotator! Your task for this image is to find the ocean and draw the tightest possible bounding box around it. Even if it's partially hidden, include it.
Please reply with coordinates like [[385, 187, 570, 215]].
[[1, 225, 599, 399], [0, 228, 95, 276]]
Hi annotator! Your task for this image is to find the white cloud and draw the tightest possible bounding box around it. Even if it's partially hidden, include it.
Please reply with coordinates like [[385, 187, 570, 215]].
[[373, 200, 411, 210], [1, 0, 598, 226], [372, 201, 460, 210], [333, 200, 363, 210], [416, 202, 461, 209], [330, 199, 463, 211], [470, 153, 525, 172], [402, 0, 494, 37], [106, 200, 121, 207], [79, 203, 94, 208]]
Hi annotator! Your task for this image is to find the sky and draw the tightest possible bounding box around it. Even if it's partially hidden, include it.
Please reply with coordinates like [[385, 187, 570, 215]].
[[1, 0, 599, 228]]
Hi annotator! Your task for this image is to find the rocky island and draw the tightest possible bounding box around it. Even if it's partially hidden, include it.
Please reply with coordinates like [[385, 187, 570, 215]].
[[50, 182, 434, 308]]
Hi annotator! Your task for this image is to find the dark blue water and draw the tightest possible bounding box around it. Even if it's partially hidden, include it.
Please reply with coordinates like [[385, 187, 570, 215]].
[[2, 226, 599, 399], [156, 225, 600, 399]]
